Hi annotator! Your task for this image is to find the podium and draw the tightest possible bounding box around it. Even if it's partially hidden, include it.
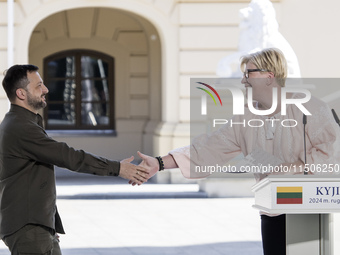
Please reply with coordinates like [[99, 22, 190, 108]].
[[252, 175, 340, 255]]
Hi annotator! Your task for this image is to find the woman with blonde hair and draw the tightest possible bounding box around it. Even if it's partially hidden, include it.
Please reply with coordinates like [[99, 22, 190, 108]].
[[137, 48, 340, 255]]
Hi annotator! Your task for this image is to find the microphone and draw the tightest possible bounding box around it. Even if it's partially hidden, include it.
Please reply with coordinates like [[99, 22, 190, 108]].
[[303, 114, 307, 125], [332, 109, 340, 127], [303, 114, 308, 175]]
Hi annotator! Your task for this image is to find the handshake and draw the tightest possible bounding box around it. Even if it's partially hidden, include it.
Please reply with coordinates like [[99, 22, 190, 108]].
[[118, 151, 163, 186]]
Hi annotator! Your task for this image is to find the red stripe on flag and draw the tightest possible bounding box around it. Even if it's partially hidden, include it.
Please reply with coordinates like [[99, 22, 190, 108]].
[[277, 198, 303, 204]]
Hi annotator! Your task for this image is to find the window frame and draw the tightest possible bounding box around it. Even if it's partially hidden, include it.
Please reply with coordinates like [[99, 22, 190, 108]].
[[43, 50, 115, 132]]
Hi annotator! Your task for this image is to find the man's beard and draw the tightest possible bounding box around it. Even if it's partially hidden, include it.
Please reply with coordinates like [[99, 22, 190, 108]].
[[26, 90, 47, 111]]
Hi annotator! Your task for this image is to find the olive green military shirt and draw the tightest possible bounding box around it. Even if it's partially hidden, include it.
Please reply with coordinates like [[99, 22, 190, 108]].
[[0, 104, 120, 239]]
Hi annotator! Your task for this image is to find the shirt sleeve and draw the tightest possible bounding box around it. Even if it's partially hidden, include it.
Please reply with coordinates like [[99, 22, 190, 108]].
[[18, 123, 120, 176], [170, 115, 243, 178], [299, 99, 340, 175]]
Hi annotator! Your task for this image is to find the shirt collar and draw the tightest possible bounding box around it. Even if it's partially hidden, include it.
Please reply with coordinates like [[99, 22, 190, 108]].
[[10, 104, 44, 127]]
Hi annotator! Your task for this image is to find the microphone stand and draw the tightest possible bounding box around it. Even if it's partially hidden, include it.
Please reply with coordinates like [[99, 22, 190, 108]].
[[332, 109, 340, 127], [303, 114, 308, 175]]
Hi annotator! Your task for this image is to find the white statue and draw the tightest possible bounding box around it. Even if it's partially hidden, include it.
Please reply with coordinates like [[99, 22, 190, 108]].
[[217, 0, 301, 78]]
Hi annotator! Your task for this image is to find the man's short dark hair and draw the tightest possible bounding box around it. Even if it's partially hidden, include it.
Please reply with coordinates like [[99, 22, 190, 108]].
[[2, 64, 39, 102]]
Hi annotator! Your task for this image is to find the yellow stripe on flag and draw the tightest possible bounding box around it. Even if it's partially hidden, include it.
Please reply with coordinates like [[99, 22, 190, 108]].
[[277, 187, 302, 193]]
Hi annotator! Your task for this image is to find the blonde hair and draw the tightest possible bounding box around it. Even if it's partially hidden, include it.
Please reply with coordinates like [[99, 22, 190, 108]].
[[240, 48, 287, 87]]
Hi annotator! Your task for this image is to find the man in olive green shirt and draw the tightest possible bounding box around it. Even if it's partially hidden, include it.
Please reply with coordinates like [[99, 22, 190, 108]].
[[0, 64, 149, 254]]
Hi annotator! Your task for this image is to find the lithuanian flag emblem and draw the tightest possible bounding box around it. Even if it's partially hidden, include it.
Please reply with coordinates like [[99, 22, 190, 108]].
[[277, 187, 303, 204]]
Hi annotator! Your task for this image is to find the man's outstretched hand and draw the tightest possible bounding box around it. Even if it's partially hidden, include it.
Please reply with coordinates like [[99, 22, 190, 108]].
[[119, 156, 150, 185], [129, 151, 159, 186]]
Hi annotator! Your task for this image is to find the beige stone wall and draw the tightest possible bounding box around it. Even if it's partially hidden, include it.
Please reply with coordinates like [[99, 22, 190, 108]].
[[174, 1, 283, 148], [0, 1, 23, 119], [0, 0, 178, 160], [279, 0, 340, 78]]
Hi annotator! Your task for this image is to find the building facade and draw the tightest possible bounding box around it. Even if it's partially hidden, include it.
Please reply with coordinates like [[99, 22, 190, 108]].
[[0, 0, 340, 173]]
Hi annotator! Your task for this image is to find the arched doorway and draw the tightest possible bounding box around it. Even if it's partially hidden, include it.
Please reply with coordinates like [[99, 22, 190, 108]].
[[28, 7, 162, 159]]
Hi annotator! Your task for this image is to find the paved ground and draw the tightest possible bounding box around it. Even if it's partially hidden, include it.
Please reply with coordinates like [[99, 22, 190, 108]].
[[0, 169, 263, 255]]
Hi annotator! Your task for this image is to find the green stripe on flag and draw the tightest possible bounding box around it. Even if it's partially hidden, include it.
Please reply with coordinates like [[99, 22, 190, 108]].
[[277, 192, 302, 199]]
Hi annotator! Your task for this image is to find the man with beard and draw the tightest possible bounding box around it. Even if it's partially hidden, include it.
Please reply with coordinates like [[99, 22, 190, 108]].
[[0, 64, 149, 255]]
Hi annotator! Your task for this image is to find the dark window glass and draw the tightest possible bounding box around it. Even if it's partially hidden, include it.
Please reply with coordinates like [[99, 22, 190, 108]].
[[44, 50, 114, 131], [81, 56, 108, 78], [47, 56, 75, 78]]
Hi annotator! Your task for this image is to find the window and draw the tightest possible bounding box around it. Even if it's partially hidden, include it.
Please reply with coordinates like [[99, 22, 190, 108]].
[[43, 50, 115, 132]]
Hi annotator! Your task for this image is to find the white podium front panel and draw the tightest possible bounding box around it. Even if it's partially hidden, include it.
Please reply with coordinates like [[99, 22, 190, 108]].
[[252, 175, 340, 214]]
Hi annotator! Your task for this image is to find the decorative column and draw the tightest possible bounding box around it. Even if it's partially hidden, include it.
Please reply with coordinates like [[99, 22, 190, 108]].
[[7, 0, 14, 68]]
